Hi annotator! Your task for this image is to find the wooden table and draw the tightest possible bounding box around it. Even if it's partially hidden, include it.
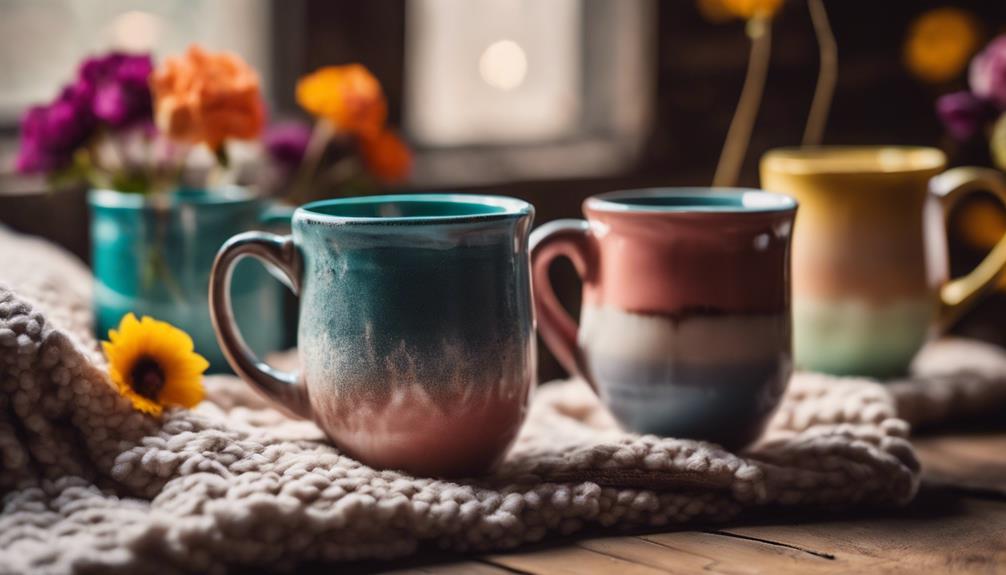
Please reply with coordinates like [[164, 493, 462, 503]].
[[336, 427, 1006, 574]]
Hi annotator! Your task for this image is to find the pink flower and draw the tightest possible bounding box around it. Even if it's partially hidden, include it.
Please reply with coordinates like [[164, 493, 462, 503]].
[[970, 35, 1006, 109], [79, 52, 154, 127], [263, 121, 312, 169], [937, 91, 991, 141]]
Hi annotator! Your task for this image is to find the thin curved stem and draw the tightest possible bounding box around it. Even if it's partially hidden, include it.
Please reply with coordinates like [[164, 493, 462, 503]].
[[319, 156, 361, 189], [287, 120, 334, 205], [714, 17, 773, 187], [803, 0, 837, 146]]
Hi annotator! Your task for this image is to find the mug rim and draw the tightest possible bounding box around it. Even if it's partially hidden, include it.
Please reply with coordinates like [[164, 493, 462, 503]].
[[586, 188, 797, 214], [761, 146, 947, 176], [295, 193, 534, 225]]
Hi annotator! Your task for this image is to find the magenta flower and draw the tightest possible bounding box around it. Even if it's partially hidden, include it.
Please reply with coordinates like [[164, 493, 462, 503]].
[[15, 83, 95, 173], [937, 91, 990, 141], [15, 51, 154, 175], [264, 121, 312, 169], [970, 35, 1006, 110], [79, 52, 154, 127]]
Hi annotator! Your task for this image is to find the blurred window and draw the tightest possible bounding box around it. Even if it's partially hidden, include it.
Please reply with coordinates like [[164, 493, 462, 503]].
[[405, 0, 655, 183], [406, 0, 582, 146], [0, 0, 271, 122]]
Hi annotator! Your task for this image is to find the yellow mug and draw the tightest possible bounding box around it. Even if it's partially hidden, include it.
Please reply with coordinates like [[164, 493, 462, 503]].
[[761, 146, 1006, 377]]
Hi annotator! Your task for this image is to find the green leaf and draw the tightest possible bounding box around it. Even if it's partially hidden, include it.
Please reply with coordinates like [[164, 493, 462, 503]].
[[110, 172, 152, 194]]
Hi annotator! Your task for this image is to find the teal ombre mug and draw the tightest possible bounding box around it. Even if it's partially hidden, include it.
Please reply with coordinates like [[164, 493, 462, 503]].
[[209, 194, 536, 477]]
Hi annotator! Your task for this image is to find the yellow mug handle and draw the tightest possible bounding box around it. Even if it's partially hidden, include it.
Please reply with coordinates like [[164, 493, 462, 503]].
[[930, 167, 1006, 329]]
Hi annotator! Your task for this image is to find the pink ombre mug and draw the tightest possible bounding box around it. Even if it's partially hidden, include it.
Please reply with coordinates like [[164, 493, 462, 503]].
[[531, 188, 797, 448]]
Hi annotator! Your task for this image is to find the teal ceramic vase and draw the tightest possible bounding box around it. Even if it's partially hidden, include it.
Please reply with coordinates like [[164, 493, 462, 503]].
[[89, 187, 286, 372]]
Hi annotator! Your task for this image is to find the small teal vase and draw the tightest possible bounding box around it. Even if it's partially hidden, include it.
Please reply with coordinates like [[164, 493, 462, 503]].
[[89, 187, 287, 372]]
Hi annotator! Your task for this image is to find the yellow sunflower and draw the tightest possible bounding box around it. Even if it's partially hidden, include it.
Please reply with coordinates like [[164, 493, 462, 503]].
[[102, 313, 209, 416]]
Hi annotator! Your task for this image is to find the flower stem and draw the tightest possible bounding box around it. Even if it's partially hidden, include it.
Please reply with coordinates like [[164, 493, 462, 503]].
[[319, 156, 362, 189], [154, 140, 189, 195], [102, 128, 127, 172], [713, 16, 773, 187], [803, 0, 837, 146], [82, 141, 112, 189], [206, 145, 233, 190], [288, 120, 335, 206]]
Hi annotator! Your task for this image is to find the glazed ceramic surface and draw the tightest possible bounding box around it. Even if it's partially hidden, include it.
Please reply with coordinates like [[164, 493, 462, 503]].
[[761, 147, 1006, 377], [89, 187, 285, 372], [209, 194, 536, 477], [531, 189, 796, 448]]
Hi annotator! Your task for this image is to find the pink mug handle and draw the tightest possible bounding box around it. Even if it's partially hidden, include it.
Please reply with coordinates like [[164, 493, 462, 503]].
[[530, 219, 597, 389]]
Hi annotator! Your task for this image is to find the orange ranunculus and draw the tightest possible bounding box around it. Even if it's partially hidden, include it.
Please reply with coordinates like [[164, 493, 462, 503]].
[[151, 45, 266, 150], [296, 64, 387, 137], [360, 130, 412, 184]]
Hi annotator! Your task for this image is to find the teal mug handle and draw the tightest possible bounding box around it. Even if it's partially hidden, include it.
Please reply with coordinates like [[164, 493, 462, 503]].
[[209, 231, 311, 419], [258, 202, 298, 289]]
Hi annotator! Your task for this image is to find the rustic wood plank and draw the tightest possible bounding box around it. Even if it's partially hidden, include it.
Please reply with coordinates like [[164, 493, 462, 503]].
[[383, 560, 520, 575], [480, 494, 1006, 574], [481, 528, 880, 575], [593, 532, 840, 574], [484, 543, 672, 575], [720, 495, 1006, 574], [576, 536, 710, 574], [331, 551, 517, 575]]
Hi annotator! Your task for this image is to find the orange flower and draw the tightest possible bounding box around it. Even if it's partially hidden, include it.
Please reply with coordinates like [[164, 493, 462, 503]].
[[700, 0, 783, 21], [296, 64, 387, 137], [360, 130, 412, 184], [151, 45, 266, 150]]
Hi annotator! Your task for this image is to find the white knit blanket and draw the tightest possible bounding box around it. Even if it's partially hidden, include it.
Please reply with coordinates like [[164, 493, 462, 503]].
[[1, 228, 1001, 573]]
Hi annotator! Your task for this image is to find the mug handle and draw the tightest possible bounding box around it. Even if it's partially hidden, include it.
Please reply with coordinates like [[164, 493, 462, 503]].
[[931, 167, 1006, 329], [530, 219, 598, 390], [209, 231, 312, 419]]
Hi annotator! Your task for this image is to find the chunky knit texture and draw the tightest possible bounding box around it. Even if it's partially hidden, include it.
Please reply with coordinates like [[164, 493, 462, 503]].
[[891, 338, 1006, 428], [1, 227, 999, 573]]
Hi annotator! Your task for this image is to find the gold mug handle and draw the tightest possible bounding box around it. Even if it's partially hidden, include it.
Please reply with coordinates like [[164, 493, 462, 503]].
[[931, 167, 1006, 329]]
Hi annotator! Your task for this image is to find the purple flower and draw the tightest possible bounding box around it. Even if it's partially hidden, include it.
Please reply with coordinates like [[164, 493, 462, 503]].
[[15, 51, 154, 174], [264, 121, 312, 169], [970, 35, 1006, 110], [15, 107, 58, 173], [79, 52, 154, 127], [937, 91, 990, 141], [15, 83, 95, 173]]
